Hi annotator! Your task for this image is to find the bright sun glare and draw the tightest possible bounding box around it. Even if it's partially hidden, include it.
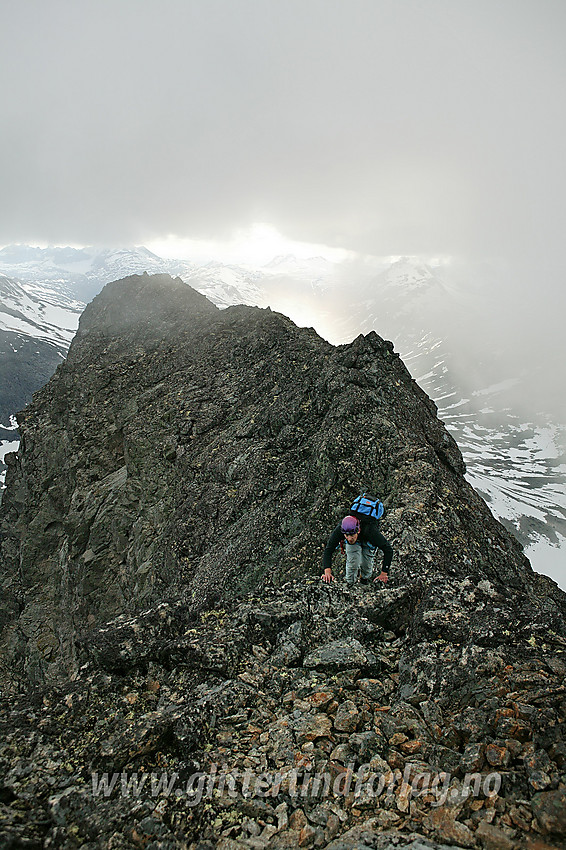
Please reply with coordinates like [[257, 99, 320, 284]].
[[147, 224, 352, 267]]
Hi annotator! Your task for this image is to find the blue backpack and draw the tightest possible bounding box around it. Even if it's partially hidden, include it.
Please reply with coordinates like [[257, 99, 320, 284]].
[[350, 493, 384, 521]]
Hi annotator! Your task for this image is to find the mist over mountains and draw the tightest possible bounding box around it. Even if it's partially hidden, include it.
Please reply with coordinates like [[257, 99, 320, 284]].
[[1, 244, 564, 587]]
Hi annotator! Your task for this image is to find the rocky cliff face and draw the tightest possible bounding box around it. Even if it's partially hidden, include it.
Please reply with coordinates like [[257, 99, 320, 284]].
[[1, 274, 565, 849]]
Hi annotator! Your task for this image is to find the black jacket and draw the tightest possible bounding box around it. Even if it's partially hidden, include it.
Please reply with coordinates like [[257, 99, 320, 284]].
[[322, 520, 393, 573]]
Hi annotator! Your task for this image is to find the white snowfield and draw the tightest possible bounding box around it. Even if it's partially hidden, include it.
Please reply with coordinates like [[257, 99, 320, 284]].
[[0, 246, 564, 589], [0, 274, 80, 348]]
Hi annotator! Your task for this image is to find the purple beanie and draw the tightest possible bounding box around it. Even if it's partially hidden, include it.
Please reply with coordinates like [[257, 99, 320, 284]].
[[341, 515, 360, 534]]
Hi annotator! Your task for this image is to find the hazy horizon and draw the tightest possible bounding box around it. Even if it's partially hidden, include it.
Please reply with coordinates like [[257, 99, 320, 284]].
[[3, 0, 565, 408], [2, 237, 565, 588]]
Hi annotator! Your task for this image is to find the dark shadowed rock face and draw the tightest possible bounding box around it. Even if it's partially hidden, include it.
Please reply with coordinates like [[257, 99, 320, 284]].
[[0, 274, 565, 848]]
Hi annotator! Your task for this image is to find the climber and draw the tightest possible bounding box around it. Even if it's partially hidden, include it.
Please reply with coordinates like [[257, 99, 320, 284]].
[[321, 515, 393, 586]]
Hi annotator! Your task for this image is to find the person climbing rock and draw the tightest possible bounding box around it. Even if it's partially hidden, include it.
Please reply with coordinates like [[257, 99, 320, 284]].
[[321, 514, 393, 585]]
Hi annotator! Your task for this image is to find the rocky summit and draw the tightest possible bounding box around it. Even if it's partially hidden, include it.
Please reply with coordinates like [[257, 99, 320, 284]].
[[0, 273, 565, 849]]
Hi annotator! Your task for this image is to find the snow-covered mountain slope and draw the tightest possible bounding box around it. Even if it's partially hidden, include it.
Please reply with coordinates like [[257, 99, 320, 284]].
[[168, 261, 268, 309], [0, 245, 172, 304], [261, 256, 566, 587], [0, 272, 81, 438], [0, 245, 267, 311], [0, 274, 80, 349], [392, 267, 566, 587], [408, 338, 566, 581], [0, 273, 83, 482], [0, 246, 564, 588], [0, 247, 267, 488]]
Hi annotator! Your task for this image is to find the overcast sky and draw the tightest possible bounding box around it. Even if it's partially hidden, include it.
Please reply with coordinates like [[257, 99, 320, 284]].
[[1, 0, 564, 249], [2, 2, 565, 585], [2, 2, 566, 337]]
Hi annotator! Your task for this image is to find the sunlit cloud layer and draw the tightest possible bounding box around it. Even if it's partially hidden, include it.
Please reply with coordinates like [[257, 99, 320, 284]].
[[1, 0, 565, 381], [2, 1, 565, 260], [147, 224, 356, 266]]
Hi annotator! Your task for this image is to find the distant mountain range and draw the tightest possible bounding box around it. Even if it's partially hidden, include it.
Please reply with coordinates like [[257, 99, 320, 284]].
[[1, 244, 564, 587]]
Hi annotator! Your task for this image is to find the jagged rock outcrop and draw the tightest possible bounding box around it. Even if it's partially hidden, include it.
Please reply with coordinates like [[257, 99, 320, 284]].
[[0, 274, 545, 685], [0, 273, 565, 848]]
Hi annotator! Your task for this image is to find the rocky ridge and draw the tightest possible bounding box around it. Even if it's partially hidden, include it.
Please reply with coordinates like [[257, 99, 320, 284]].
[[2, 248, 565, 580], [0, 273, 565, 848]]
